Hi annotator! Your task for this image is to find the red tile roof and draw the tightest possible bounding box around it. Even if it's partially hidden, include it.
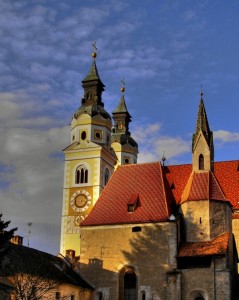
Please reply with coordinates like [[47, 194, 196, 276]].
[[180, 171, 228, 203], [178, 232, 229, 257], [82, 160, 239, 226], [165, 160, 239, 207], [214, 160, 239, 208], [164, 164, 192, 204], [81, 162, 174, 226]]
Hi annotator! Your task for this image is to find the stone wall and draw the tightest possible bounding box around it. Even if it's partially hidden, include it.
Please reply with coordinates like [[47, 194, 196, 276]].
[[80, 222, 178, 300]]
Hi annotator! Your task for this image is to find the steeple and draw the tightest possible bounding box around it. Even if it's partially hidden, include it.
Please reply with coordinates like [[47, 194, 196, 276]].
[[111, 80, 138, 166], [81, 52, 105, 107], [74, 46, 110, 120], [192, 91, 214, 172], [192, 92, 212, 149], [112, 94, 131, 135]]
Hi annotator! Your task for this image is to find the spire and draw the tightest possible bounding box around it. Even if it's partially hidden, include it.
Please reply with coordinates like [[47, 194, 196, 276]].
[[195, 92, 211, 139], [112, 94, 131, 116], [111, 79, 138, 165], [112, 80, 132, 135], [81, 43, 105, 107], [192, 90, 214, 172], [82, 59, 102, 83]]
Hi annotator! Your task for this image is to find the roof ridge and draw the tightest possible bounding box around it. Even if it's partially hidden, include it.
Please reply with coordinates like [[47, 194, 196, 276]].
[[118, 161, 162, 169], [210, 172, 228, 201], [160, 165, 173, 216]]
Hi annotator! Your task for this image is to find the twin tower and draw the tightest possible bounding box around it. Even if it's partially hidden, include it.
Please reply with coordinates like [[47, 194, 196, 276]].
[[60, 52, 138, 255]]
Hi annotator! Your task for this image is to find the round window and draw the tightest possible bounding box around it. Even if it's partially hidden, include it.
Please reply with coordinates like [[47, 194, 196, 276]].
[[81, 131, 86, 140], [95, 132, 101, 139], [125, 158, 129, 164]]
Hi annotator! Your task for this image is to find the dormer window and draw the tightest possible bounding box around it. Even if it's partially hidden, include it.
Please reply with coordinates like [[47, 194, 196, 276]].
[[199, 154, 204, 170], [127, 194, 140, 212]]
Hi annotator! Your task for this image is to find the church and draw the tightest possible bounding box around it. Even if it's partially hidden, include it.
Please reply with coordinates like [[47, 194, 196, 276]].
[[60, 49, 239, 300]]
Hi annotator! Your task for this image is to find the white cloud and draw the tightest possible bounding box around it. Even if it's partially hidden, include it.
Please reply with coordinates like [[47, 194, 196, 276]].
[[132, 123, 191, 164], [214, 130, 239, 143]]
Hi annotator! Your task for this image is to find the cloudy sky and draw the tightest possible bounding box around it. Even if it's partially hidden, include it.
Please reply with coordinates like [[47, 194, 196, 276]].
[[0, 0, 239, 255]]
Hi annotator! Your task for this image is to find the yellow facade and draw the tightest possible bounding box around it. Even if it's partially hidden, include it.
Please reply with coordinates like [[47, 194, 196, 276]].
[[60, 113, 117, 256]]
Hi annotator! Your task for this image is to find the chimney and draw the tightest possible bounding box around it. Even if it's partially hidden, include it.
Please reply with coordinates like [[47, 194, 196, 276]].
[[11, 235, 23, 245], [66, 249, 76, 263]]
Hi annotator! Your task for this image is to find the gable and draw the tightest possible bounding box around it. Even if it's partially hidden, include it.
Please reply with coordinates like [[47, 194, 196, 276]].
[[165, 160, 239, 208]]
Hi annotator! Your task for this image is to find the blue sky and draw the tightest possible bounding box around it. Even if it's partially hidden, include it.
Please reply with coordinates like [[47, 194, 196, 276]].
[[0, 0, 239, 254]]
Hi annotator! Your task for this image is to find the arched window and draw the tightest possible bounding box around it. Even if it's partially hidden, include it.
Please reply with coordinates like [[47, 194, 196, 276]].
[[189, 290, 205, 300], [141, 291, 146, 300], [199, 154, 204, 170], [98, 292, 103, 300], [119, 267, 137, 300], [76, 166, 88, 184], [124, 271, 137, 300], [104, 168, 110, 186]]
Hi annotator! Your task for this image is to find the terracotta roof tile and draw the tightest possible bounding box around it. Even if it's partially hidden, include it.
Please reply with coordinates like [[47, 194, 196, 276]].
[[178, 232, 229, 257], [82, 160, 239, 226], [165, 160, 239, 207], [164, 164, 192, 204], [81, 162, 173, 226], [181, 171, 228, 203]]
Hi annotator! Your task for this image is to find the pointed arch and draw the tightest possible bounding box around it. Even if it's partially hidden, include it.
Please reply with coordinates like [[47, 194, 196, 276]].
[[199, 154, 204, 170]]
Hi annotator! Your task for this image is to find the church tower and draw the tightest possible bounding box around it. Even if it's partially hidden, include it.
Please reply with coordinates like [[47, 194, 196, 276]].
[[111, 81, 138, 167], [180, 92, 231, 242], [60, 50, 117, 256]]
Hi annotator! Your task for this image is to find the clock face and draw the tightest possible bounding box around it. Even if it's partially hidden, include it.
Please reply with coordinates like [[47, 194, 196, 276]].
[[70, 190, 91, 212], [75, 194, 87, 207]]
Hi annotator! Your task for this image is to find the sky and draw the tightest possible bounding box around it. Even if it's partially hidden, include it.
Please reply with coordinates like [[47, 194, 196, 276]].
[[0, 0, 239, 255]]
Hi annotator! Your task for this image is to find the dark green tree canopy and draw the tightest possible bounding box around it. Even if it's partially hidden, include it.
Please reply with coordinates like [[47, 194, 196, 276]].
[[0, 213, 17, 245]]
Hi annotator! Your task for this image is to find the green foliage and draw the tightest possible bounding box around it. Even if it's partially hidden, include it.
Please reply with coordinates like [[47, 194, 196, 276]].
[[0, 213, 17, 245]]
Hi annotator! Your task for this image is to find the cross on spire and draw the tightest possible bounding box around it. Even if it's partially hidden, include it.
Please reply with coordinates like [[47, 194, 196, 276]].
[[121, 78, 125, 93], [92, 42, 97, 59]]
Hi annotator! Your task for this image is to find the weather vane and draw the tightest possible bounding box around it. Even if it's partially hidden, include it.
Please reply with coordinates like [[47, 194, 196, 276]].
[[200, 84, 203, 98], [121, 78, 125, 93], [92, 42, 97, 59]]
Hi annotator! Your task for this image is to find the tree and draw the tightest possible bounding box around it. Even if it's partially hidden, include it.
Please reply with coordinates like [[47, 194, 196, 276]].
[[0, 213, 17, 245]]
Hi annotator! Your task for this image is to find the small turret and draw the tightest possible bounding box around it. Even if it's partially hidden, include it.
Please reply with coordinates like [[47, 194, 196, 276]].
[[192, 91, 214, 172]]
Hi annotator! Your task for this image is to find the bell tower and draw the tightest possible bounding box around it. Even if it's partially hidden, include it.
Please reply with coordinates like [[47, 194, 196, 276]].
[[60, 48, 117, 256], [111, 81, 138, 167]]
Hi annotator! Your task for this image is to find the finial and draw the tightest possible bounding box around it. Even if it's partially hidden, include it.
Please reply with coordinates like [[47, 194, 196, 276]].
[[200, 84, 203, 100], [121, 78, 125, 93], [162, 151, 166, 167], [92, 42, 97, 59]]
